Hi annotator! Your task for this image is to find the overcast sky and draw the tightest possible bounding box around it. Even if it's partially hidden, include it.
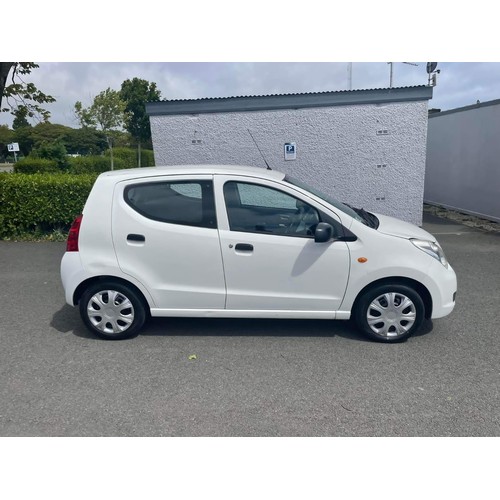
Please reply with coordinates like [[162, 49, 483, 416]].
[[1, 62, 499, 129], [4, 0, 499, 131]]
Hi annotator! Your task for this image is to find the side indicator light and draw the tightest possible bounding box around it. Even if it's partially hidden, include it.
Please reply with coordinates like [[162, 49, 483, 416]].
[[357, 257, 368, 263]]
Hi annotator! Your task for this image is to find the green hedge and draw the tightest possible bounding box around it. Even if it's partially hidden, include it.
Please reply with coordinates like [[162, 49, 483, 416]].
[[68, 155, 125, 174], [0, 173, 96, 238], [11, 148, 155, 175], [13, 158, 60, 174], [104, 147, 155, 168]]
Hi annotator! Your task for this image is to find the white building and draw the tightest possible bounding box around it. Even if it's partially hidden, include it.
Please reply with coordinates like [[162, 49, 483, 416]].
[[146, 86, 433, 225]]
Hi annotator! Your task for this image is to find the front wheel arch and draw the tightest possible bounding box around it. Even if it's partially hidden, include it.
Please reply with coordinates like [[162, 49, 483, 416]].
[[353, 281, 426, 342], [351, 277, 432, 320]]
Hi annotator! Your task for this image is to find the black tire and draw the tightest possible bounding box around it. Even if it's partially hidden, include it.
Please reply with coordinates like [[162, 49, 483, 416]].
[[354, 283, 425, 343], [79, 281, 147, 340]]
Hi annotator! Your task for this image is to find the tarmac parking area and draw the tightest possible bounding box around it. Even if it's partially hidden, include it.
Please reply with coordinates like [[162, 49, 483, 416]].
[[0, 213, 499, 436]]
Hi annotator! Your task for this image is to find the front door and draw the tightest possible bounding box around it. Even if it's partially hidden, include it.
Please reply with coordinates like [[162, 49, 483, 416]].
[[214, 176, 350, 312]]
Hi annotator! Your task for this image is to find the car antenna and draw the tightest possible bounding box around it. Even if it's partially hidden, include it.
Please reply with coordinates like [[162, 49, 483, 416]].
[[248, 129, 272, 170]]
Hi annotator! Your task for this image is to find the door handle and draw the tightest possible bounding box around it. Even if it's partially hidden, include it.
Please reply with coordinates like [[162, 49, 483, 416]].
[[235, 243, 253, 252], [127, 233, 145, 242]]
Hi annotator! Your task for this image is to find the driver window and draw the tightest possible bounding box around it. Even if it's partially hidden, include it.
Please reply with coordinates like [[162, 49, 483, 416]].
[[223, 181, 319, 237]]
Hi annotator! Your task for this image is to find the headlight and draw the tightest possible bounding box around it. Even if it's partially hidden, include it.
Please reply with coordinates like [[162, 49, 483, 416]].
[[411, 239, 449, 268]]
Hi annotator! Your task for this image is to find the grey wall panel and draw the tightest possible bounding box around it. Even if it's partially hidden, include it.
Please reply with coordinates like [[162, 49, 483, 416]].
[[425, 104, 500, 222]]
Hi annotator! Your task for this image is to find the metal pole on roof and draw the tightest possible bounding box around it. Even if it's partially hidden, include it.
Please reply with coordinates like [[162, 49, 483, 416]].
[[388, 62, 418, 88], [347, 63, 352, 90]]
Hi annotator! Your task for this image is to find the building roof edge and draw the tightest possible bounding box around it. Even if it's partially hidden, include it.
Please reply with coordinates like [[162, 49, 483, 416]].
[[146, 86, 433, 116]]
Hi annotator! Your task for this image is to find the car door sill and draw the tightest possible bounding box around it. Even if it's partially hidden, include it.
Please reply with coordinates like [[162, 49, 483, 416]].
[[150, 308, 341, 319]]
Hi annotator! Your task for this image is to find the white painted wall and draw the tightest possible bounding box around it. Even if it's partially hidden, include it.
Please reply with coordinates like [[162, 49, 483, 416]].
[[150, 100, 429, 225]]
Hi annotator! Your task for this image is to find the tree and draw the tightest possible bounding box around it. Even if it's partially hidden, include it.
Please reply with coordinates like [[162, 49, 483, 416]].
[[74, 101, 95, 128], [65, 127, 107, 155], [13, 125, 35, 156], [30, 122, 72, 145], [4, 120, 113, 158], [0, 63, 55, 122], [75, 88, 127, 170], [120, 78, 161, 167], [31, 139, 69, 170], [12, 107, 31, 130], [10, 122, 72, 157], [0, 124, 14, 161], [0, 124, 13, 145], [0, 63, 14, 108]]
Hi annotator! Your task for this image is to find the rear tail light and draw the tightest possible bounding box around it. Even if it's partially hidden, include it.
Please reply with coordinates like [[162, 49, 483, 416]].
[[66, 215, 83, 252]]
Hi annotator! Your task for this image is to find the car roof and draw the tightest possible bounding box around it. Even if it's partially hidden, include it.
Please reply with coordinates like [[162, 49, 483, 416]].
[[99, 164, 286, 181]]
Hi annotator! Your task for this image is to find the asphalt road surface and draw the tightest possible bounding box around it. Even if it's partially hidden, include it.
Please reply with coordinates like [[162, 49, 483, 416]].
[[1, 213, 499, 436]]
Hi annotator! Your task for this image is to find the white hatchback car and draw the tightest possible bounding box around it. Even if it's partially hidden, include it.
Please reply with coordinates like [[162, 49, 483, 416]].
[[61, 165, 457, 342]]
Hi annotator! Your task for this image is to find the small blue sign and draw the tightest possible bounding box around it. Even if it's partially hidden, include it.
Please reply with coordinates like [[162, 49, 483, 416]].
[[284, 142, 296, 160]]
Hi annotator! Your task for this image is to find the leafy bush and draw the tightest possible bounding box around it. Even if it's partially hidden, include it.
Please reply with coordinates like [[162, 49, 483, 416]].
[[104, 147, 155, 168], [31, 139, 70, 170], [10, 149, 153, 176], [13, 158, 60, 174], [68, 155, 125, 174], [0, 173, 96, 238]]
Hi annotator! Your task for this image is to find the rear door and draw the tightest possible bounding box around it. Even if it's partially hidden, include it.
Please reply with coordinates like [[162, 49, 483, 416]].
[[112, 175, 226, 310]]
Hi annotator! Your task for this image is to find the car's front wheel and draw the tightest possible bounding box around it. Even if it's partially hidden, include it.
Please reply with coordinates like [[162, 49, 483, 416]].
[[79, 281, 146, 340], [354, 283, 425, 342]]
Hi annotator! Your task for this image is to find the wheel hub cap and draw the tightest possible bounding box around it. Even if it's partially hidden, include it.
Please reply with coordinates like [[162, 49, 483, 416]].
[[87, 290, 135, 335], [366, 292, 416, 338]]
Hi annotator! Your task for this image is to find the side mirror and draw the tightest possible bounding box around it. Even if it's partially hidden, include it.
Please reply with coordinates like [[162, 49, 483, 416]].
[[314, 222, 333, 243]]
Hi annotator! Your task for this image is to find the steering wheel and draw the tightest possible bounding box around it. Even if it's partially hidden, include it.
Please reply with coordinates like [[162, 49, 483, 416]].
[[286, 201, 317, 234]]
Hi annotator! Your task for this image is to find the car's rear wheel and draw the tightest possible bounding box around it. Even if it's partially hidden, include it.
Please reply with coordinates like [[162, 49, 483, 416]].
[[79, 281, 146, 340], [354, 283, 425, 342]]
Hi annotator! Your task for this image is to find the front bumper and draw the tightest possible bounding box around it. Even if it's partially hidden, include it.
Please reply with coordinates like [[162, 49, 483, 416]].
[[428, 263, 457, 319]]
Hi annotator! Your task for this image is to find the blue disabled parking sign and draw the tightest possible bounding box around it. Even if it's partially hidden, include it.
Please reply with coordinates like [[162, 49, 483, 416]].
[[284, 142, 296, 160]]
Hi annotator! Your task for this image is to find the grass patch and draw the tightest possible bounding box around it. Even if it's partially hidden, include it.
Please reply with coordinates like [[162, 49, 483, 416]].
[[1, 227, 68, 242]]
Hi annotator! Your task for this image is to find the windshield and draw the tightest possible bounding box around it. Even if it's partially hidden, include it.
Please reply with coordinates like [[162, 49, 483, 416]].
[[284, 175, 365, 224]]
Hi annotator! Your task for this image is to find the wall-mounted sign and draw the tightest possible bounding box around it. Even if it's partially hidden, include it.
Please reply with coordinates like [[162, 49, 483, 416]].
[[284, 142, 296, 161], [7, 142, 20, 152]]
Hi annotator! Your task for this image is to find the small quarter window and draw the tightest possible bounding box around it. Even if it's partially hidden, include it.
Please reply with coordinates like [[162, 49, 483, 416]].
[[125, 180, 216, 228]]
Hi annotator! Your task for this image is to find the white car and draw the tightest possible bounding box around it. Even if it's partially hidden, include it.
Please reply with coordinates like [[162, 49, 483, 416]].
[[61, 165, 457, 342]]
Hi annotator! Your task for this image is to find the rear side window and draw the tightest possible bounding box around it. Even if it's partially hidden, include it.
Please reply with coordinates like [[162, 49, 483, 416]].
[[124, 180, 217, 228]]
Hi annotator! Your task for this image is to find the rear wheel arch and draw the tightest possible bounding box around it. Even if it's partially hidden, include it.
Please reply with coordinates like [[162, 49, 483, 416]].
[[73, 276, 152, 315]]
